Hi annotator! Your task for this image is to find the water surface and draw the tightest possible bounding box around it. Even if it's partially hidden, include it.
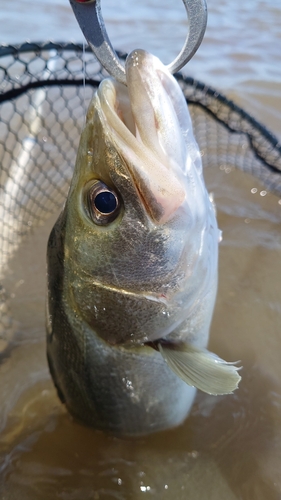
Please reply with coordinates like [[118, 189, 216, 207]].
[[0, 0, 281, 498]]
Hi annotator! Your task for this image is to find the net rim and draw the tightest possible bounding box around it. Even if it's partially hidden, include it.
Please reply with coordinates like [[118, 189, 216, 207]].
[[0, 41, 280, 177]]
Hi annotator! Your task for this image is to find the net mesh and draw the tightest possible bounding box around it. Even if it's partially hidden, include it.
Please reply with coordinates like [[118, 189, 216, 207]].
[[0, 42, 280, 344]]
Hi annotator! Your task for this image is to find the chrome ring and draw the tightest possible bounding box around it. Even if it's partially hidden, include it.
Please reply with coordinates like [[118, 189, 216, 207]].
[[69, 0, 207, 85]]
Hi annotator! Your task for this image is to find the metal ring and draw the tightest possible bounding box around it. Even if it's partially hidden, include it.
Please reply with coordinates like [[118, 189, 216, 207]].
[[69, 0, 207, 85]]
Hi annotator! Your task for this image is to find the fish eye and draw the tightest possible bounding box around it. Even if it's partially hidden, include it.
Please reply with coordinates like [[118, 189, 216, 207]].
[[86, 180, 121, 225]]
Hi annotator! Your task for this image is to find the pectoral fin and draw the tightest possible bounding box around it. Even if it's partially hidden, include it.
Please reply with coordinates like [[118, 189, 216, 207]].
[[158, 342, 241, 395]]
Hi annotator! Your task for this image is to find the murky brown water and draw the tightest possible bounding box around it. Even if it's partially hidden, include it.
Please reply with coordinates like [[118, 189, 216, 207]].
[[1, 0, 281, 498], [1, 167, 281, 499]]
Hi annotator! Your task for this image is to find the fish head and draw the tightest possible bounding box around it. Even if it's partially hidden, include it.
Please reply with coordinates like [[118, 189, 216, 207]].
[[62, 49, 219, 346]]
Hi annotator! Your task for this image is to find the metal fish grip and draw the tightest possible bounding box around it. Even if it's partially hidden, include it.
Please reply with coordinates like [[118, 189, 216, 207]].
[[0, 41, 280, 347]]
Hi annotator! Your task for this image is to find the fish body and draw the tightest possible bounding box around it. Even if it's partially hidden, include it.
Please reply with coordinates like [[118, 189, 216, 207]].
[[47, 50, 240, 436]]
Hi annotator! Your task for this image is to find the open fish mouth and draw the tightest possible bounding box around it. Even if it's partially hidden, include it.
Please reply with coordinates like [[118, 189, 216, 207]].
[[93, 49, 203, 224]]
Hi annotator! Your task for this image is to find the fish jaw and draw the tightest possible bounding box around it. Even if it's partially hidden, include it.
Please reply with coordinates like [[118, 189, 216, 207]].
[[93, 49, 208, 225]]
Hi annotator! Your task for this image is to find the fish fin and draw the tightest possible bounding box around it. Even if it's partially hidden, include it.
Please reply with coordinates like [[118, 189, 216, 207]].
[[158, 342, 241, 395]]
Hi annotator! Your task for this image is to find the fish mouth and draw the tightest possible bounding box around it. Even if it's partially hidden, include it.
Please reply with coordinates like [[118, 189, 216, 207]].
[[95, 49, 191, 224]]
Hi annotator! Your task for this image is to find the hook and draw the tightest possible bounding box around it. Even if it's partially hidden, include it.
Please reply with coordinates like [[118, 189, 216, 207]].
[[69, 0, 207, 85]]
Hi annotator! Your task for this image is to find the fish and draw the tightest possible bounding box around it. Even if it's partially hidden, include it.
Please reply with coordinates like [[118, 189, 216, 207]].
[[46, 49, 241, 436]]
